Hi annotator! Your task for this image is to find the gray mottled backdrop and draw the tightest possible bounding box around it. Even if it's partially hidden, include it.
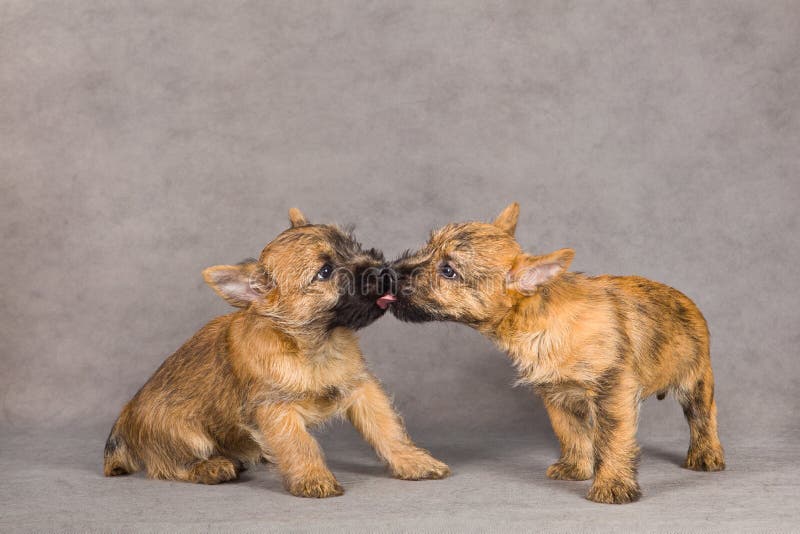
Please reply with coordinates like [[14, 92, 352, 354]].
[[1, 1, 799, 531]]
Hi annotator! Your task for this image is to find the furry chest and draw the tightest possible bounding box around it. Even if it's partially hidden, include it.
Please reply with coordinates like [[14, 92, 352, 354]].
[[507, 331, 566, 387]]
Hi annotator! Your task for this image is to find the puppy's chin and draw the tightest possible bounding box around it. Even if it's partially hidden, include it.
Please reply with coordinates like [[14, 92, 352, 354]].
[[328, 298, 387, 330], [389, 300, 444, 323]]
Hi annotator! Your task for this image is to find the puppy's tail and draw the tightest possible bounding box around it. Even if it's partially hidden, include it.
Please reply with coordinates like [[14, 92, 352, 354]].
[[103, 420, 139, 477]]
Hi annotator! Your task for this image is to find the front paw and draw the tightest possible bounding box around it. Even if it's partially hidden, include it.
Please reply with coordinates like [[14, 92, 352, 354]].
[[286, 470, 344, 498], [587, 478, 641, 504], [390, 449, 451, 480], [546, 460, 593, 481], [684, 447, 725, 472]]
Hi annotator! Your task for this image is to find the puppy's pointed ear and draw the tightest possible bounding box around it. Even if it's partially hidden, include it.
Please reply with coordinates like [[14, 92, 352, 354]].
[[203, 261, 274, 308], [288, 207, 310, 228], [509, 248, 574, 294], [493, 202, 520, 236]]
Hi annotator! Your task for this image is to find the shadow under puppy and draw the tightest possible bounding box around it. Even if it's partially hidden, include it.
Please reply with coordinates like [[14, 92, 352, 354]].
[[104, 208, 449, 497], [389, 203, 724, 504]]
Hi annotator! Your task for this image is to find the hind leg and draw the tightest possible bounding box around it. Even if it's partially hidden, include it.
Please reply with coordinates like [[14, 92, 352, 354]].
[[186, 456, 240, 484], [142, 426, 242, 484], [149, 455, 241, 484], [679, 368, 725, 471]]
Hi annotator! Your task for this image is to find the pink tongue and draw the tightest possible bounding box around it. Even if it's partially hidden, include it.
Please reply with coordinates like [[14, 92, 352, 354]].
[[376, 294, 397, 309]]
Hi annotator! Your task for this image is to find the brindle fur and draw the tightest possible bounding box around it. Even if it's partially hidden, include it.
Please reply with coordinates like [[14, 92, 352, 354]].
[[390, 203, 724, 504], [104, 209, 449, 498]]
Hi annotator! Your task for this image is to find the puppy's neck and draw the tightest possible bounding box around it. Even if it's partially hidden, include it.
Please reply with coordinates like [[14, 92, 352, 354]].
[[230, 311, 341, 356], [484, 276, 578, 368]]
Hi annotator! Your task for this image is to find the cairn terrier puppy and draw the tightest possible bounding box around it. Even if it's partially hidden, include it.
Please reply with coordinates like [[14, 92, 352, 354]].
[[104, 208, 449, 498], [389, 203, 724, 504]]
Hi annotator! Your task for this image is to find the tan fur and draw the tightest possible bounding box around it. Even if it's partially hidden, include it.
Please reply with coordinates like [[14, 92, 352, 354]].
[[104, 209, 449, 497], [391, 202, 724, 504]]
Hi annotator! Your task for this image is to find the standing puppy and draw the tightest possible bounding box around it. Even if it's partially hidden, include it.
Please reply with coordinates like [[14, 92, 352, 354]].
[[389, 203, 724, 504], [104, 209, 449, 497]]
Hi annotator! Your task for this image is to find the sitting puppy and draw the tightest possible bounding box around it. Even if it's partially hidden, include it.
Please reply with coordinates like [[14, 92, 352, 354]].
[[104, 208, 449, 497], [389, 203, 724, 504]]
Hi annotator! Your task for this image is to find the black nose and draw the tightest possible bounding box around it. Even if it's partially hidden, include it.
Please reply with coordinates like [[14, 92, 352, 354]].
[[378, 267, 396, 296], [356, 266, 396, 296]]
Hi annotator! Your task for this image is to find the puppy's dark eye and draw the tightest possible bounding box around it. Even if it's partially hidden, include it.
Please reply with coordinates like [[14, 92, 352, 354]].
[[316, 263, 334, 281], [440, 264, 457, 279]]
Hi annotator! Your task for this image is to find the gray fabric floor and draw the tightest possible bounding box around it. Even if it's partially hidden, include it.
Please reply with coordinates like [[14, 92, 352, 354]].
[[2, 424, 797, 533]]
